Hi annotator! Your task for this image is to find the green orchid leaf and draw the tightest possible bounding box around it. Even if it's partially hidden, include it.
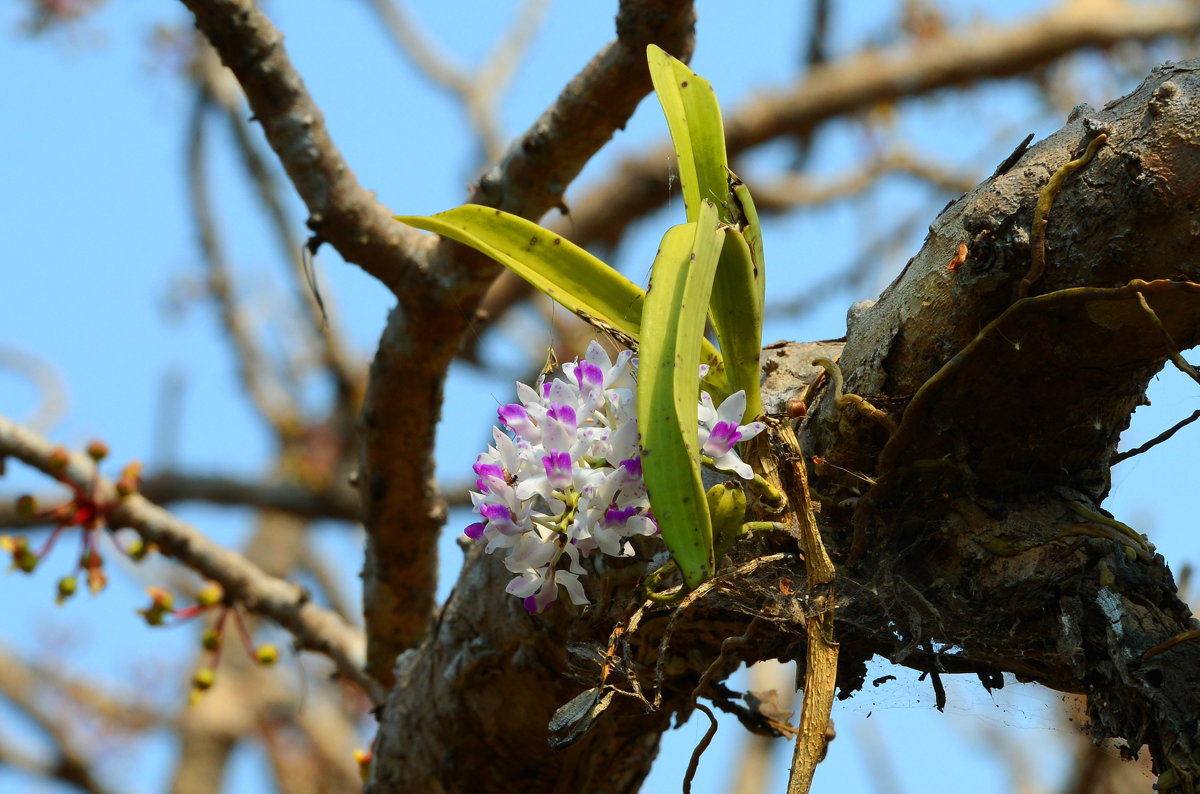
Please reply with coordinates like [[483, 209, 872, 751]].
[[397, 205, 644, 344], [728, 171, 766, 318], [647, 45, 731, 224], [397, 206, 729, 400], [638, 200, 725, 588], [708, 227, 764, 419]]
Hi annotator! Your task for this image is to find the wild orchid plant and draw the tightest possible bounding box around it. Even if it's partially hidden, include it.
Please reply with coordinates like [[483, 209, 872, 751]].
[[400, 46, 780, 612]]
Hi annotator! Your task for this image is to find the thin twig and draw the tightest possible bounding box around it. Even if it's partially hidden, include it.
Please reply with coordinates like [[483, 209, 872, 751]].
[[186, 85, 301, 431], [1112, 408, 1200, 465], [223, 113, 361, 394], [0, 645, 165, 732], [0, 646, 118, 794], [366, 0, 550, 163], [191, 39, 362, 402], [765, 212, 924, 318], [0, 471, 360, 529], [750, 148, 977, 210], [0, 414, 383, 704], [789, 0, 830, 170], [182, 0, 426, 296], [299, 539, 361, 626]]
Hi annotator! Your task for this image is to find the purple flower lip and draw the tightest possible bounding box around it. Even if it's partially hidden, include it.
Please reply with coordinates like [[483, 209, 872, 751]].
[[706, 421, 742, 454], [497, 404, 527, 426], [479, 503, 523, 535], [473, 462, 505, 492], [464, 522, 485, 540], [543, 450, 573, 489], [547, 402, 577, 429], [480, 503, 511, 522], [604, 506, 637, 526], [575, 361, 603, 392]]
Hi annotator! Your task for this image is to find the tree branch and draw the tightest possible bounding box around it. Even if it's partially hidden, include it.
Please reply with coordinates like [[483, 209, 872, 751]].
[[0, 414, 383, 705], [196, 37, 364, 406], [365, 0, 550, 164], [0, 471, 360, 529], [0, 646, 118, 794], [187, 83, 302, 432], [181, 0, 426, 295], [469, 0, 697, 215], [170, 509, 362, 794], [0, 347, 66, 435]]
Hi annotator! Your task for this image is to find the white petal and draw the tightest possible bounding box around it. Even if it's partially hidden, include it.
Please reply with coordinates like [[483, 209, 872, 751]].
[[711, 451, 753, 480], [697, 391, 718, 426], [557, 571, 590, 605], [505, 571, 543, 598], [716, 390, 748, 426]]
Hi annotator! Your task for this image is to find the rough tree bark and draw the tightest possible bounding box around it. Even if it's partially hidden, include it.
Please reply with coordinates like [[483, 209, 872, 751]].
[[368, 61, 1200, 792]]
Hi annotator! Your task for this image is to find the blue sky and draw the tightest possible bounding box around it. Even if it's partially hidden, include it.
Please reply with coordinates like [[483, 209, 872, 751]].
[[1, 0, 1195, 791]]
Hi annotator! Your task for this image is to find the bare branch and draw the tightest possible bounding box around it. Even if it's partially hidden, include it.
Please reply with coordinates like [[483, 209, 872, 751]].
[[365, 0, 471, 93], [1112, 408, 1200, 465], [181, 0, 427, 295], [186, 39, 364, 404], [299, 540, 362, 626], [764, 211, 925, 319], [0, 645, 165, 733], [478, 0, 552, 98], [187, 85, 302, 431], [788, 0, 831, 170], [0, 471, 360, 529], [0, 414, 383, 705], [0, 647, 118, 794], [470, 0, 697, 215], [749, 148, 977, 211], [171, 509, 363, 794], [364, 0, 551, 163]]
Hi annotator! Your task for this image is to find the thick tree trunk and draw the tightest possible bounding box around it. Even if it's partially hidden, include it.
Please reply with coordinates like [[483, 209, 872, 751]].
[[368, 61, 1200, 793]]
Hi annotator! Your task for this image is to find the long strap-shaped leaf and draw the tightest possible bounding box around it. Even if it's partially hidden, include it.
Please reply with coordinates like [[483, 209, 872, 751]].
[[638, 200, 725, 589], [398, 206, 644, 342], [397, 205, 731, 398], [648, 46, 767, 417], [729, 173, 767, 325], [647, 45, 731, 224], [709, 228, 764, 419]]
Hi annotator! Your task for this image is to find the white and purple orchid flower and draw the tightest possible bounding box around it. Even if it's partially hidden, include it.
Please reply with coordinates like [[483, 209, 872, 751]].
[[463, 341, 763, 614]]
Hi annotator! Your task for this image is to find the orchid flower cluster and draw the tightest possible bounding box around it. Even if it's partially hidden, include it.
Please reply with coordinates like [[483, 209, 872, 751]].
[[465, 341, 766, 614]]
